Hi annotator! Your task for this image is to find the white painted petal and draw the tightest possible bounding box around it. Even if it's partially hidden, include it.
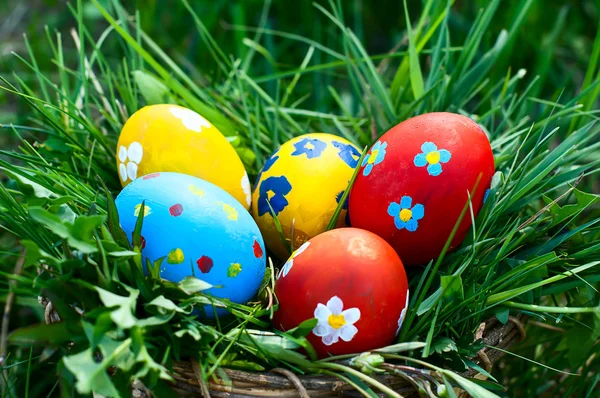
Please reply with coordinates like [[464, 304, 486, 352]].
[[341, 308, 361, 325], [127, 142, 143, 163], [312, 323, 334, 337], [241, 173, 251, 206], [169, 106, 211, 132], [281, 258, 294, 278], [322, 330, 340, 346], [339, 324, 358, 342], [326, 296, 344, 315], [314, 303, 331, 320], [294, 241, 310, 258], [126, 162, 138, 180], [118, 146, 127, 162], [119, 163, 127, 182]]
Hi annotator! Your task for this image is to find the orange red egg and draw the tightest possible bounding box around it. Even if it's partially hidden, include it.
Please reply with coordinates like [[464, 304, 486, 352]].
[[273, 228, 409, 358], [349, 112, 495, 265]]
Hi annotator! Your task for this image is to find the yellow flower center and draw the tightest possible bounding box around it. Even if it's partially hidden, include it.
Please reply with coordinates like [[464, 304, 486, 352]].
[[426, 150, 441, 165], [305, 142, 315, 150], [367, 149, 379, 164], [328, 313, 346, 329], [400, 208, 413, 222]]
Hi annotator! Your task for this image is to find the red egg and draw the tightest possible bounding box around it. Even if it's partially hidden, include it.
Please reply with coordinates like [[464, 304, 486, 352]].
[[273, 228, 409, 358], [349, 112, 494, 266]]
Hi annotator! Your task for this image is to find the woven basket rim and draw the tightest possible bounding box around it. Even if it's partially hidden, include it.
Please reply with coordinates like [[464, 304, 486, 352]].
[[38, 298, 526, 397], [168, 314, 526, 397]]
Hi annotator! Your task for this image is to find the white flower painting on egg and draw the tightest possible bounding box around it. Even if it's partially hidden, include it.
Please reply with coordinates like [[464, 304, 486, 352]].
[[241, 173, 251, 207], [169, 107, 211, 132], [118, 141, 143, 182], [313, 296, 360, 346]]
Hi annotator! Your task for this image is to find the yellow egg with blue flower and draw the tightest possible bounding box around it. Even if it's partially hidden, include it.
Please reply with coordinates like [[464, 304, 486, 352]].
[[251, 133, 361, 259], [116, 104, 252, 209]]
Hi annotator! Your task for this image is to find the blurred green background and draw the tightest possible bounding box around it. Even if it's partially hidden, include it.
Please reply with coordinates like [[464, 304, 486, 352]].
[[1, 0, 598, 396], [1, 0, 598, 121]]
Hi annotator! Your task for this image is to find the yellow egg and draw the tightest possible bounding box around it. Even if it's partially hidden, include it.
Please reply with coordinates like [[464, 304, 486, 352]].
[[251, 133, 361, 259], [116, 104, 251, 209]]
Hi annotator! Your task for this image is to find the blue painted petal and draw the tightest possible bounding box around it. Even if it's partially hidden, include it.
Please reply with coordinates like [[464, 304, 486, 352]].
[[333, 141, 361, 168], [363, 163, 373, 176], [372, 141, 382, 151], [421, 142, 437, 153], [269, 194, 289, 215], [400, 196, 412, 208], [394, 217, 406, 230], [427, 163, 443, 176], [414, 153, 428, 167], [257, 176, 292, 216], [411, 204, 424, 220], [438, 149, 452, 163], [483, 189, 491, 204], [257, 196, 270, 216], [362, 155, 369, 167], [311, 139, 327, 158], [263, 154, 279, 172], [374, 149, 386, 165], [405, 219, 418, 232], [387, 202, 401, 217], [380, 141, 388, 150]]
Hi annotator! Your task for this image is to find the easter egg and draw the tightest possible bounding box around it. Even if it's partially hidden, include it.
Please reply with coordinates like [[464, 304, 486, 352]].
[[273, 228, 409, 358], [116, 104, 252, 209], [115, 172, 266, 313], [251, 133, 361, 259], [349, 112, 494, 265]]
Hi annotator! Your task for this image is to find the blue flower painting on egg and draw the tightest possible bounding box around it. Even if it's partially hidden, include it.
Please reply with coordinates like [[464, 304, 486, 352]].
[[115, 172, 266, 317]]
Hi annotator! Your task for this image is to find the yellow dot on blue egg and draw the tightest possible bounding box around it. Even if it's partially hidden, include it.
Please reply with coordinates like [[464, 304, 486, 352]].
[[167, 248, 184, 264]]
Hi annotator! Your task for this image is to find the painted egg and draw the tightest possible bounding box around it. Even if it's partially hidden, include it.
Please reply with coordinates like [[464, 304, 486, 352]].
[[251, 133, 361, 259], [115, 172, 266, 313], [116, 104, 252, 209], [273, 228, 409, 358], [349, 112, 495, 265]]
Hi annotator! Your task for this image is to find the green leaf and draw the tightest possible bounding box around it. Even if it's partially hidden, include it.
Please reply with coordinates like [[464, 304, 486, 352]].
[[288, 318, 318, 338], [95, 287, 139, 329], [63, 348, 120, 396], [403, 0, 424, 100], [441, 275, 464, 302], [440, 369, 501, 398], [100, 179, 131, 250], [178, 276, 214, 295], [232, 328, 300, 350], [8, 321, 83, 345], [146, 295, 188, 314], [29, 207, 100, 254], [494, 307, 509, 325], [3, 169, 56, 200], [132, 70, 174, 105], [544, 188, 600, 227], [432, 337, 458, 355], [373, 342, 426, 354]]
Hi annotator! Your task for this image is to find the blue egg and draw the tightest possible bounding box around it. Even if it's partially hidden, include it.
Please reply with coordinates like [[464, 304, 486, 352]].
[[115, 172, 266, 314]]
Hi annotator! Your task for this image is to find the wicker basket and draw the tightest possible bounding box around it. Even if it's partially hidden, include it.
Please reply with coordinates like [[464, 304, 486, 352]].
[[39, 298, 525, 397]]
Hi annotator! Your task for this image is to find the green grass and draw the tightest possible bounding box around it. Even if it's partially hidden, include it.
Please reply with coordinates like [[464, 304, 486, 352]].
[[0, 0, 599, 397]]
